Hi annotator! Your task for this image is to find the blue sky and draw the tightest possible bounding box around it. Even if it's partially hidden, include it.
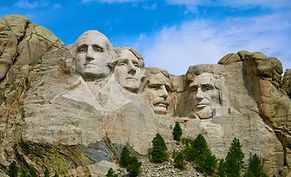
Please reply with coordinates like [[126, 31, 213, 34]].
[[1, 0, 291, 75]]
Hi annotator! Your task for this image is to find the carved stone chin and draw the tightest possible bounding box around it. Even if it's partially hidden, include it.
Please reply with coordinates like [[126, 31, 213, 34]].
[[153, 105, 168, 115], [193, 106, 213, 119]]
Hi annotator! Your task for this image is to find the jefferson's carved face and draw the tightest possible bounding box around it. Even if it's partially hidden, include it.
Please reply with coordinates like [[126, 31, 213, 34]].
[[189, 73, 220, 119], [115, 49, 144, 93], [144, 73, 170, 115], [75, 31, 112, 79]]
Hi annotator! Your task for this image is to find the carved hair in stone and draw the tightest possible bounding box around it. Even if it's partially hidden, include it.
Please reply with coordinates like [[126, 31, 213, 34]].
[[74, 30, 114, 80], [188, 72, 222, 119], [114, 47, 145, 93], [142, 68, 170, 115]]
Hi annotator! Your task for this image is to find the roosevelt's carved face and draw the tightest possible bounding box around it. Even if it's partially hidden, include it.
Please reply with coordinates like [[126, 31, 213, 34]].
[[114, 49, 144, 93], [75, 30, 113, 79], [189, 73, 220, 119], [144, 73, 170, 115]]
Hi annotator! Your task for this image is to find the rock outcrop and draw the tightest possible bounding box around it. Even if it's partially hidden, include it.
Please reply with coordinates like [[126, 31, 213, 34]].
[[0, 15, 290, 177], [0, 15, 63, 172]]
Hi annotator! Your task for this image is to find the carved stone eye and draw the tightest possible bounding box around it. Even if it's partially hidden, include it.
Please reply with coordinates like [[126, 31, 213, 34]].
[[191, 86, 198, 92], [77, 46, 87, 53], [133, 62, 140, 68], [149, 84, 161, 90], [93, 45, 103, 52], [118, 60, 127, 66], [202, 84, 214, 91]]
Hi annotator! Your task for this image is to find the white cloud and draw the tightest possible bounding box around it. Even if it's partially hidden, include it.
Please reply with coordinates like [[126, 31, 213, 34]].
[[166, 0, 291, 9], [81, 0, 142, 4], [129, 13, 291, 75], [13, 0, 61, 9]]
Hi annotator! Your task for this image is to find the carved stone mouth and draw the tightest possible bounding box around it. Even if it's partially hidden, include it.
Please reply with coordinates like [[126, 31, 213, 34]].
[[196, 103, 208, 108], [126, 77, 137, 80], [154, 102, 168, 108], [85, 63, 96, 67]]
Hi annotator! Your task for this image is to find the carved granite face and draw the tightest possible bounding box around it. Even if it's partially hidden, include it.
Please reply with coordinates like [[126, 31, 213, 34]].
[[114, 49, 144, 93], [144, 73, 170, 115], [189, 72, 220, 119], [75, 30, 113, 80]]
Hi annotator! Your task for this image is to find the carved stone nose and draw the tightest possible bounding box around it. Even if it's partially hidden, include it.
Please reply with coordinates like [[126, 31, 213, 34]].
[[128, 62, 136, 75], [160, 85, 169, 98], [86, 46, 95, 60], [195, 87, 204, 100]]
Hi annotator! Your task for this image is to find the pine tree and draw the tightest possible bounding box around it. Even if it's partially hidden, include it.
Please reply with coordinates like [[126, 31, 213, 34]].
[[106, 168, 118, 177], [172, 122, 182, 142], [127, 157, 141, 177], [120, 146, 141, 177], [190, 134, 217, 174], [120, 146, 131, 168], [173, 151, 185, 170], [195, 149, 217, 174], [148, 133, 168, 163], [184, 134, 209, 162], [243, 154, 268, 177], [224, 138, 244, 177], [8, 161, 19, 177], [218, 159, 226, 177]]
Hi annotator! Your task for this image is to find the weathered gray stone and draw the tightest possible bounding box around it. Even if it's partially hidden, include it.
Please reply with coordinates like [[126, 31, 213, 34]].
[[282, 69, 291, 98]]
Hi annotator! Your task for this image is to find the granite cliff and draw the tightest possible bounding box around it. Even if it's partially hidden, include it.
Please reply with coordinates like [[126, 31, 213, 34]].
[[0, 15, 290, 177]]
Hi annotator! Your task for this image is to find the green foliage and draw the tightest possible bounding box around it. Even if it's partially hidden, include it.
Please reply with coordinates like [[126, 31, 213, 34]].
[[223, 138, 244, 177], [148, 133, 168, 163], [28, 166, 37, 177], [190, 134, 217, 174], [106, 168, 118, 177], [195, 149, 217, 174], [173, 151, 186, 170], [172, 122, 182, 142], [8, 161, 19, 177], [44, 167, 50, 177], [179, 134, 217, 174], [127, 156, 141, 177], [243, 154, 268, 177], [20, 171, 29, 177], [218, 159, 226, 177], [120, 147, 131, 168], [120, 146, 141, 177]]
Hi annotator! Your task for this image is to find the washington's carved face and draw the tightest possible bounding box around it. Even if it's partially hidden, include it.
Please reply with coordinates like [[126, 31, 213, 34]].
[[75, 31, 112, 79], [189, 73, 220, 119], [115, 49, 144, 93], [144, 73, 170, 115]]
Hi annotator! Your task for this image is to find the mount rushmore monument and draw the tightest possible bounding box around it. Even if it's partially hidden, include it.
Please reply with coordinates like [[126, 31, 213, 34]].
[[0, 15, 291, 176]]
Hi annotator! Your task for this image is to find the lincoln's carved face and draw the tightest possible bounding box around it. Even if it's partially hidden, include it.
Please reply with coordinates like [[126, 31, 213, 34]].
[[144, 73, 170, 115], [114, 49, 144, 93], [189, 73, 220, 119], [75, 30, 113, 79]]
